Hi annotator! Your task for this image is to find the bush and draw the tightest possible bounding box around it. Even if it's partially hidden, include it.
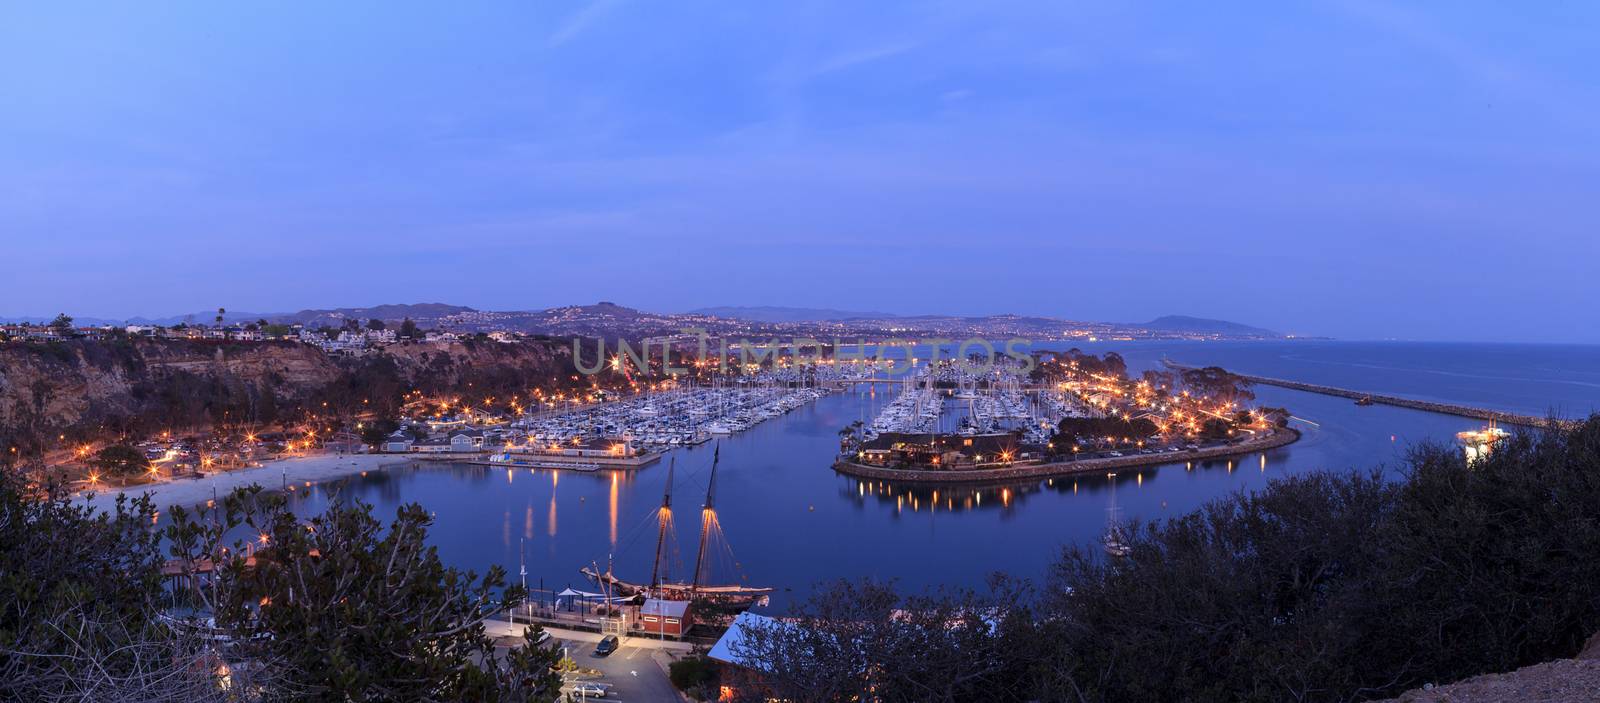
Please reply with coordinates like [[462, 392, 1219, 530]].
[[91, 444, 150, 476], [668, 654, 716, 692], [734, 418, 1600, 702], [1040, 417, 1600, 702]]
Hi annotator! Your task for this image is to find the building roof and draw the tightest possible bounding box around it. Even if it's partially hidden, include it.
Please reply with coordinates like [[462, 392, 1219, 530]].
[[640, 598, 690, 618], [707, 612, 786, 670]]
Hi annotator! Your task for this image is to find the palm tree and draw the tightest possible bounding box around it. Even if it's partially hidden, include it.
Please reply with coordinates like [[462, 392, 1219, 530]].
[[216, 307, 227, 339]]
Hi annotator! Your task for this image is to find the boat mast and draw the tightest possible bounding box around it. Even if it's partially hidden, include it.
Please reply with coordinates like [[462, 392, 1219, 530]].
[[650, 458, 675, 590], [692, 444, 720, 593]]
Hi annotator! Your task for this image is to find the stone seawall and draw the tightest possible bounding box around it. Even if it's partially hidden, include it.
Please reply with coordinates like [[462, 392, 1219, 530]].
[[1160, 360, 1571, 429], [833, 427, 1301, 484]]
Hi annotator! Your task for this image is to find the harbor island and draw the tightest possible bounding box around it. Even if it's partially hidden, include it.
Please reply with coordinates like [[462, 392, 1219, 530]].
[[834, 349, 1297, 482]]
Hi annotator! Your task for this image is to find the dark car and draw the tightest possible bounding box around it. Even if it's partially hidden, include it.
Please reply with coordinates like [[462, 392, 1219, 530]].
[[593, 635, 619, 657]]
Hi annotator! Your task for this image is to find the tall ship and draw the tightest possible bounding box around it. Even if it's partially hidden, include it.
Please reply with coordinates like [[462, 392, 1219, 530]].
[[582, 447, 774, 606]]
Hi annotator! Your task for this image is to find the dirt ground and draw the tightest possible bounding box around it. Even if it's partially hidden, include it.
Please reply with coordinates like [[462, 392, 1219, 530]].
[[1382, 634, 1600, 703]]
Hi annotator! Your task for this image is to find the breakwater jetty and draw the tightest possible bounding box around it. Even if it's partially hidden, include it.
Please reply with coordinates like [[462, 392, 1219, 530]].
[[1162, 360, 1569, 429]]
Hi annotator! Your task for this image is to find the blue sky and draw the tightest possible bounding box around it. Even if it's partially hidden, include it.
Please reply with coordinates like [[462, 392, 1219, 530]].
[[2, 1, 1597, 341]]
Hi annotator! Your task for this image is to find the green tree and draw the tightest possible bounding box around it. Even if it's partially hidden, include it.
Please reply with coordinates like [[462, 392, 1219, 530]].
[[91, 444, 150, 477], [359, 419, 399, 447], [400, 318, 419, 338], [1038, 471, 1396, 702], [49, 313, 74, 336], [1033, 419, 1600, 702], [668, 654, 717, 694], [730, 578, 1039, 702], [0, 473, 275, 699], [366, 318, 386, 331], [1179, 366, 1256, 404], [166, 488, 563, 701], [1199, 417, 1232, 440]]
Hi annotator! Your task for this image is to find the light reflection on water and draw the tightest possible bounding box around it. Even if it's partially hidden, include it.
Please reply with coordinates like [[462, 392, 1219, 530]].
[[269, 342, 1575, 609]]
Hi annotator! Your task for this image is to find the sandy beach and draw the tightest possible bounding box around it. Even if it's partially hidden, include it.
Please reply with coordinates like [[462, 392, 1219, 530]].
[[77, 453, 418, 514]]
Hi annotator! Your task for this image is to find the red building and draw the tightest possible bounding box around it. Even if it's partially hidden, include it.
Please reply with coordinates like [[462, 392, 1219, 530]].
[[638, 598, 691, 637]]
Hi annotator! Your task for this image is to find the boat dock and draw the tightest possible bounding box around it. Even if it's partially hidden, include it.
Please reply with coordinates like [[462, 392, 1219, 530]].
[[469, 450, 662, 471], [1162, 361, 1570, 428]]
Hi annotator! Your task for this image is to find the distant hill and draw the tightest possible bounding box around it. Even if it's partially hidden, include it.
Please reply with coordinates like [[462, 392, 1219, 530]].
[[270, 303, 476, 326], [8, 303, 1291, 340], [1133, 315, 1278, 337], [103, 304, 476, 327], [690, 306, 901, 322]]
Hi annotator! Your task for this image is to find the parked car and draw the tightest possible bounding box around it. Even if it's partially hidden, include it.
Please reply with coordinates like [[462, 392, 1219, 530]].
[[571, 682, 607, 698], [593, 635, 619, 657]]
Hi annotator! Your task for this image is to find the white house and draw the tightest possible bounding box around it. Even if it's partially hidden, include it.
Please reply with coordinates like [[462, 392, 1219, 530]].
[[411, 437, 453, 453], [383, 432, 414, 453], [448, 429, 484, 451]]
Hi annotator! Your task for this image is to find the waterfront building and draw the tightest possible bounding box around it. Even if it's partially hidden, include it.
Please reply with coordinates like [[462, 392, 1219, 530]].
[[638, 598, 691, 637], [447, 429, 483, 451], [382, 432, 414, 453], [410, 437, 468, 453], [525, 437, 639, 459], [856, 432, 1031, 468], [411, 437, 449, 453]]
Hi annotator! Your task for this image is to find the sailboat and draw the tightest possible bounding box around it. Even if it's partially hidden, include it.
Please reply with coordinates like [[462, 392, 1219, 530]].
[[1103, 472, 1133, 558], [582, 446, 774, 605]]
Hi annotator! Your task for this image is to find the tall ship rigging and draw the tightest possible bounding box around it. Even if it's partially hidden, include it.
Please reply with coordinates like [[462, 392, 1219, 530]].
[[582, 446, 774, 605]]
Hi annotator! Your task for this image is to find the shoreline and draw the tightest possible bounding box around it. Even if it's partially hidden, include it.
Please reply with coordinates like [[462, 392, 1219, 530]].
[[833, 426, 1301, 484], [76, 453, 417, 514]]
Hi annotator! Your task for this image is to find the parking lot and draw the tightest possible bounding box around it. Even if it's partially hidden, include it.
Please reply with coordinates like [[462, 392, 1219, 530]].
[[488, 621, 685, 701], [555, 635, 680, 701]]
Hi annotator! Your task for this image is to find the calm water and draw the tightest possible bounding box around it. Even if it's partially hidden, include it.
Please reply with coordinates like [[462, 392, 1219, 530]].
[[280, 341, 1600, 610]]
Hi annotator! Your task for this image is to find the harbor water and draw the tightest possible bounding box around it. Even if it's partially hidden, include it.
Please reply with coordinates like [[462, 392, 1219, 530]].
[[280, 341, 1600, 610]]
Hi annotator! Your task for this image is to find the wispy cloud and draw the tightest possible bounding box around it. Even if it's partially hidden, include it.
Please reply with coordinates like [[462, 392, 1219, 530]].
[[547, 0, 618, 48], [807, 40, 920, 77], [1331, 0, 1594, 127]]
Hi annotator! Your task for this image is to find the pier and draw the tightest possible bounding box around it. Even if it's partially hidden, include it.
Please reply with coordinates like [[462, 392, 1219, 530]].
[[1162, 361, 1570, 428]]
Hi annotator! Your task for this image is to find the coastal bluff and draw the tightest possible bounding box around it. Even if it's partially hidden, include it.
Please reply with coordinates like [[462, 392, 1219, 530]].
[[0, 337, 579, 459]]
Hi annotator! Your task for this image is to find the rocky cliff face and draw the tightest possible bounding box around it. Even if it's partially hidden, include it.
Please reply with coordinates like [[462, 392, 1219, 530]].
[[0, 340, 342, 452], [0, 337, 582, 460], [375, 338, 578, 392]]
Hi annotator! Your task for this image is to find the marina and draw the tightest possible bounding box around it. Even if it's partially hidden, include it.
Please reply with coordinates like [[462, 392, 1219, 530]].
[[11, 6, 1595, 697], [260, 341, 1570, 611], [499, 362, 883, 452], [862, 360, 1069, 443]]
